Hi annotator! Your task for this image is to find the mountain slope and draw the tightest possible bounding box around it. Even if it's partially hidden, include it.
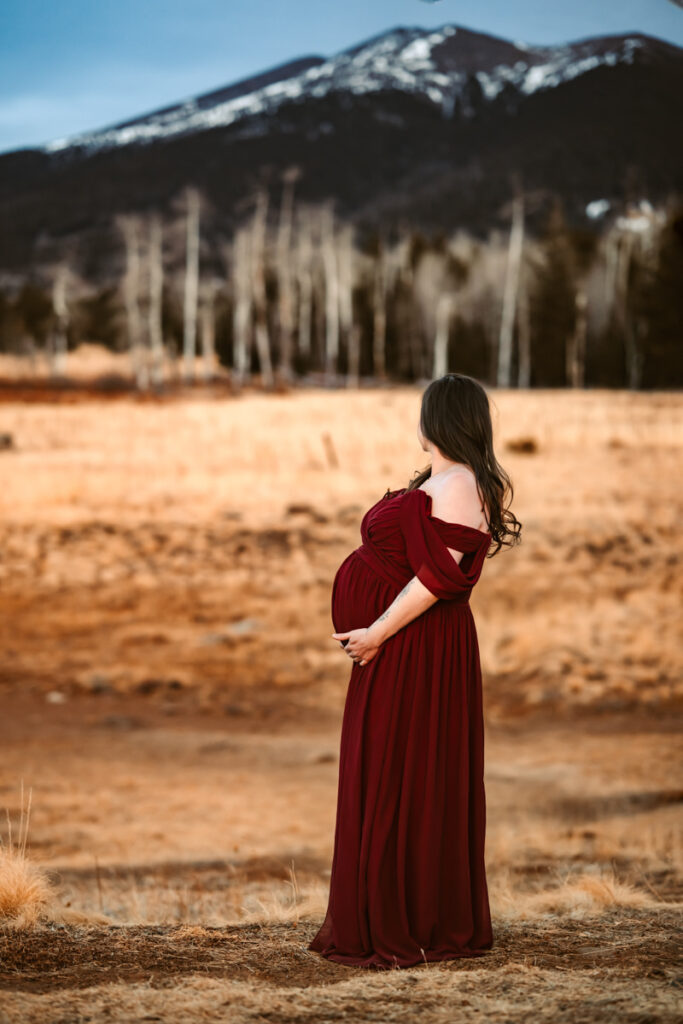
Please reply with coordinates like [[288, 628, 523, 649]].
[[0, 23, 681, 277], [40, 25, 673, 153]]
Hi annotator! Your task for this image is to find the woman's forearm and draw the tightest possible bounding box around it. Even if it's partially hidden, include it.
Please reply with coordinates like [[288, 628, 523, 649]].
[[366, 575, 439, 645]]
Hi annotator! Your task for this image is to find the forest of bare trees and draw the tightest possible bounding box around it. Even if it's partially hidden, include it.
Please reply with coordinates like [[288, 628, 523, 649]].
[[0, 175, 681, 390]]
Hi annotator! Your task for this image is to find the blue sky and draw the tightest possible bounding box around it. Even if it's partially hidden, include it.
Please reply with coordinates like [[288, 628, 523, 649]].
[[1, 0, 681, 154]]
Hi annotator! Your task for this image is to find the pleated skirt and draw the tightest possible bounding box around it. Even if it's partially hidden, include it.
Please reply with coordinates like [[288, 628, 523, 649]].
[[308, 549, 493, 969]]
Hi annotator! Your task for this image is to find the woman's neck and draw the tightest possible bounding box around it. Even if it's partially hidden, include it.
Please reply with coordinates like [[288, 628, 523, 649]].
[[429, 457, 470, 478]]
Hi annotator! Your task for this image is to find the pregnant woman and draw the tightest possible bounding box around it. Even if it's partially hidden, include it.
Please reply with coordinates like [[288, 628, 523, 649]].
[[308, 372, 522, 970]]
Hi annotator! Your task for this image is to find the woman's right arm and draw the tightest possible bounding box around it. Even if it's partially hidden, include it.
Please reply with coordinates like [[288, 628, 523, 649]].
[[365, 573, 439, 646]]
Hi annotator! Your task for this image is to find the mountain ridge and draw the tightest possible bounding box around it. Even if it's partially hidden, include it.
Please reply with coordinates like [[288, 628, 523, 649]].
[[34, 23, 680, 155]]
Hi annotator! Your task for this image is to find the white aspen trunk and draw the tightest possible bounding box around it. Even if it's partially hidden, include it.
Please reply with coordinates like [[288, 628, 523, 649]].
[[615, 232, 642, 389], [200, 281, 217, 382], [321, 203, 340, 383], [604, 232, 620, 313], [232, 227, 252, 385], [313, 250, 326, 371], [50, 265, 69, 377], [372, 245, 388, 381], [295, 211, 314, 358], [183, 187, 200, 383], [606, 227, 641, 388], [569, 289, 588, 388], [516, 257, 531, 388], [118, 215, 148, 389], [338, 222, 356, 386], [276, 172, 297, 382], [433, 293, 453, 379], [148, 215, 164, 387], [249, 189, 274, 388], [497, 192, 524, 387]]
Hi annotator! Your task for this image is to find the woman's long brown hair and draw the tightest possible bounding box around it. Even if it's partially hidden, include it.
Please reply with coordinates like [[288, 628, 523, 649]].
[[405, 373, 522, 557]]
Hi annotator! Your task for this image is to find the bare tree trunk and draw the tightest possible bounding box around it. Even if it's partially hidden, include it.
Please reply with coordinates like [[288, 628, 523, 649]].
[[249, 189, 274, 389], [148, 215, 164, 387], [566, 288, 588, 387], [200, 281, 218, 382], [516, 257, 531, 388], [313, 252, 326, 373], [321, 202, 339, 383], [615, 232, 642, 389], [50, 265, 69, 377], [497, 191, 524, 387], [276, 170, 298, 383], [183, 187, 200, 384], [338, 222, 356, 386], [295, 210, 314, 359], [604, 232, 620, 313], [606, 227, 642, 388], [232, 227, 252, 386], [433, 293, 453, 379], [117, 215, 148, 389]]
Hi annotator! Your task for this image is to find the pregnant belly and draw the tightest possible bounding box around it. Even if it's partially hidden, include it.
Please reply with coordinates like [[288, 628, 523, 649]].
[[331, 548, 401, 634]]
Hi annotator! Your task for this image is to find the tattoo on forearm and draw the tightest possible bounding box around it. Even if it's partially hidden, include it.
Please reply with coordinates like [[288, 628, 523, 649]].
[[394, 580, 413, 602], [376, 580, 413, 622]]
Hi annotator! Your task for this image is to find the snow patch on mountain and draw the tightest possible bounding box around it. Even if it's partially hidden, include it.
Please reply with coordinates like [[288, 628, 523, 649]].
[[586, 199, 611, 219], [42, 25, 646, 155]]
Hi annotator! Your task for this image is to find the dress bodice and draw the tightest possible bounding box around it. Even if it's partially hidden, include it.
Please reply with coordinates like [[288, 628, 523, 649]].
[[353, 487, 490, 603]]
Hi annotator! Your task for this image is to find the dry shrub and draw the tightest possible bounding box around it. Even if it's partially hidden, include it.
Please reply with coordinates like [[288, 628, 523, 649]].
[[0, 847, 56, 928], [0, 785, 56, 928], [1, 784, 110, 929], [493, 866, 657, 921], [526, 871, 652, 915]]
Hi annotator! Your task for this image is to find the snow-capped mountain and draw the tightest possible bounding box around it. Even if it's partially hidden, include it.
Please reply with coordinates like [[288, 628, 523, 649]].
[[1, 23, 681, 277], [43, 24, 654, 154]]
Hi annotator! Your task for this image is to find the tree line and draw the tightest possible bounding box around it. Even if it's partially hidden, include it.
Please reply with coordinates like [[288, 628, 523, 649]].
[[0, 177, 681, 390]]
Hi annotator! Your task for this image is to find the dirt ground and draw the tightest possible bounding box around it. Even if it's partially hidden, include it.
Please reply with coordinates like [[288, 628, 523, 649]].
[[0, 379, 681, 1022]]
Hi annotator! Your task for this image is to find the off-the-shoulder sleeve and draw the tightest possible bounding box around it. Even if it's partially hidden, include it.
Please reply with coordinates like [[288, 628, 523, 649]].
[[398, 489, 482, 601]]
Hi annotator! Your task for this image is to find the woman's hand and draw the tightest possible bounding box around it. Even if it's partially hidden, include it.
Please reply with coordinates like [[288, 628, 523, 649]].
[[331, 627, 382, 667]]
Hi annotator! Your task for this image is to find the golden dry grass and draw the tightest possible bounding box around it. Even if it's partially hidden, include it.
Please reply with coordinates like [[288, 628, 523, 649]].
[[0, 786, 54, 928], [0, 788, 111, 931], [0, 848, 55, 929], [0, 374, 681, 1021]]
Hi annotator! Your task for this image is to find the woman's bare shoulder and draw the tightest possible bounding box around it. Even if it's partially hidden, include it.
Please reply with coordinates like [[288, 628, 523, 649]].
[[427, 470, 489, 532]]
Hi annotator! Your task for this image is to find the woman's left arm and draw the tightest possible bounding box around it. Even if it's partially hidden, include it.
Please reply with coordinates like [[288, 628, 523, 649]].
[[332, 572, 441, 666]]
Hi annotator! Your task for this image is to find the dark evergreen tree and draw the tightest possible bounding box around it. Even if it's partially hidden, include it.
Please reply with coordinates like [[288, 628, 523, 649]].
[[528, 201, 578, 386], [71, 286, 124, 350], [632, 208, 683, 387], [13, 283, 53, 348]]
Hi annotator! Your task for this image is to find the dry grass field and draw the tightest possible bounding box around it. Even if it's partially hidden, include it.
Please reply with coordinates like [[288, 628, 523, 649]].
[[0, 366, 681, 1022]]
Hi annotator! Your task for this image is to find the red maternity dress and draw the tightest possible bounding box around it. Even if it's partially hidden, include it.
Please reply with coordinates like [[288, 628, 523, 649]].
[[308, 485, 493, 969]]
